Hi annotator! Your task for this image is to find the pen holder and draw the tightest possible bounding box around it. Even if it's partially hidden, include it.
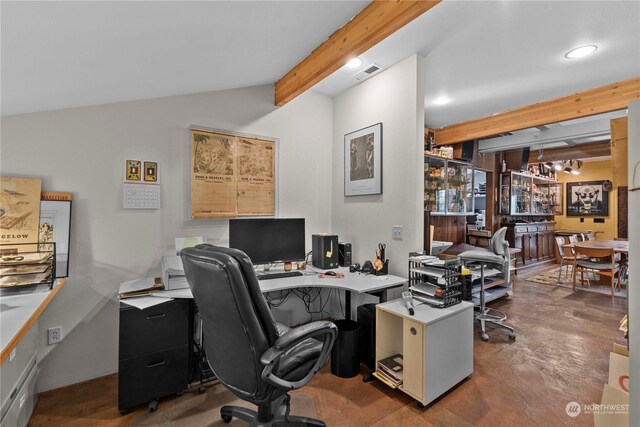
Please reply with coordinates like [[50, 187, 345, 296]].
[[374, 259, 389, 276]]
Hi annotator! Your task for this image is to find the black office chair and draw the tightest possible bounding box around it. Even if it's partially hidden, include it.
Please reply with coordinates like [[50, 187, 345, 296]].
[[180, 244, 337, 426], [459, 227, 516, 341]]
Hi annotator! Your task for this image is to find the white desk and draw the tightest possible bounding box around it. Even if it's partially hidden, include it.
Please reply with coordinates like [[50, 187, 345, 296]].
[[151, 267, 407, 321], [259, 267, 407, 320]]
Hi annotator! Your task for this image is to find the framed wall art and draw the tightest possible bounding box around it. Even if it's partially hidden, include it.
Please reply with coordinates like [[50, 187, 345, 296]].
[[566, 180, 609, 217], [39, 198, 72, 277], [344, 123, 382, 196]]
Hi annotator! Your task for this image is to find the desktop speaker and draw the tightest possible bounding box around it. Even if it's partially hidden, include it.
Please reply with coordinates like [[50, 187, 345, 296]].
[[312, 234, 339, 269], [338, 242, 352, 267]]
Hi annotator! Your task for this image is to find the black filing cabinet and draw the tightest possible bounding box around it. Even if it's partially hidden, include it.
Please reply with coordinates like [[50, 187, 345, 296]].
[[118, 299, 192, 413]]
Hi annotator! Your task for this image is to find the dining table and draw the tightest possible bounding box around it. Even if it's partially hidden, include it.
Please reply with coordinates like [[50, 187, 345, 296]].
[[563, 239, 629, 253]]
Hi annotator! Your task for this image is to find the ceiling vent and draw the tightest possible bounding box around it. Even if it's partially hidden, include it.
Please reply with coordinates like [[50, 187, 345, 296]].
[[353, 63, 384, 81]]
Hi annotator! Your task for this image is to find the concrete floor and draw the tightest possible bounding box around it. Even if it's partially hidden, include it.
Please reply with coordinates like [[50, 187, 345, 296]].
[[29, 269, 627, 426]]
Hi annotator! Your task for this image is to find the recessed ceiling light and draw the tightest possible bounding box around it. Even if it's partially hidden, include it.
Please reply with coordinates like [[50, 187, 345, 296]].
[[565, 45, 598, 59], [433, 96, 451, 106], [345, 57, 363, 69], [554, 163, 564, 171]]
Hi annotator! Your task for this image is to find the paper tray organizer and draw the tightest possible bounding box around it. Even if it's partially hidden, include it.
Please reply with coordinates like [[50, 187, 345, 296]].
[[408, 253, 462, 308], [0, 242, 56, 290]]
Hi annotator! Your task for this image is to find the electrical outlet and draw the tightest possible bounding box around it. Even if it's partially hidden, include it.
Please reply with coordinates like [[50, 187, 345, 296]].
[[392, 225, 404, 240], [47, 327, 62, 345]]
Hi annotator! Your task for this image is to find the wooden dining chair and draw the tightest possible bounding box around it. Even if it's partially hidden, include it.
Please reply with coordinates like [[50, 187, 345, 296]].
[[554, 235, 583, 283], [572, 246, 621, 297]]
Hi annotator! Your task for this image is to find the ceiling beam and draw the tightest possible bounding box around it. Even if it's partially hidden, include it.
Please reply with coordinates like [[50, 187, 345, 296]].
[[434, 77, 640, 145], [527, 140, 611, 163], [275, 0, 441, 106]]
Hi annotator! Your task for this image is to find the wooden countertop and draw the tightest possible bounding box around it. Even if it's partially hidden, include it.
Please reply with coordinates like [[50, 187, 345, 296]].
[[0, 279, 66, 364]]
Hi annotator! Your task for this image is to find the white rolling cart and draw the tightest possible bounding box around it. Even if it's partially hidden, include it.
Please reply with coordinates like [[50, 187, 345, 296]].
[[374, 299, 473, 407]]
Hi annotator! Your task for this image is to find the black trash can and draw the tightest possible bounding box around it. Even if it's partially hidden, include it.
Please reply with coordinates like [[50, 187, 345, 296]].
[[330, 319, 360, 378]]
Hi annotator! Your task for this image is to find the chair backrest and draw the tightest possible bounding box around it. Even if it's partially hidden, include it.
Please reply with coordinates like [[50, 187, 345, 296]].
[[180, 244, 280, 405], [490, 227, 510, 284], [573, 245, 614, 261], [569, 235, 579, 244], [554, 236, 566, 257], [586, 233, 597, 241], [490, 227, 508, 256]]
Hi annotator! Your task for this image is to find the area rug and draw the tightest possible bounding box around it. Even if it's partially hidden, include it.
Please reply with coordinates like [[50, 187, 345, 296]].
[[132, 385, 317, 426], [527, 266, 627, 297]]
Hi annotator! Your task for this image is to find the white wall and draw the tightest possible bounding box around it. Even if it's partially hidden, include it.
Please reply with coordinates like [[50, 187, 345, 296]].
[[331, 55, 426, 315], [0, 86, 334, 392], [628, 99, 639, 427]]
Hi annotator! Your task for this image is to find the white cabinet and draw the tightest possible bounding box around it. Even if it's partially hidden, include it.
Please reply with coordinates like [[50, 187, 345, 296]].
[[375, 300, 473, 406], [1, 323, 38, 427]]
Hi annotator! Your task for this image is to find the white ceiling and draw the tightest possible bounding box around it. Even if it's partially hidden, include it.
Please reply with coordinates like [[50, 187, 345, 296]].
[[314, 0, 640, 129], [2, 1, 639, 129], [0, 1, 366, 116]]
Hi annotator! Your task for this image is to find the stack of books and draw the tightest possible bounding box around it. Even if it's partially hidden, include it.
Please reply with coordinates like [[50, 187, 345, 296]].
[[374, 354, 404, 388]]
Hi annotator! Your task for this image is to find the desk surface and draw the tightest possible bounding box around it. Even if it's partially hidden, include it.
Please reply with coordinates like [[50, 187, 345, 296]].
[[151, 267, 407, 299], [258, 267, 407, 294], [564, 240, 629, 253], [1, 279, 66, 364]]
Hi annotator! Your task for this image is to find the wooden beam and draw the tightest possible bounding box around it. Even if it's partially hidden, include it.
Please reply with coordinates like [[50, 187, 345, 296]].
[[275, 0, 441, 106], [435, 77, 640, 145], [526, 140, 611, 163]]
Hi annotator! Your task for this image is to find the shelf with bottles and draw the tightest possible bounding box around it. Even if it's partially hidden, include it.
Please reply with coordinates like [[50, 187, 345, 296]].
[[424, 156, 474, 216]]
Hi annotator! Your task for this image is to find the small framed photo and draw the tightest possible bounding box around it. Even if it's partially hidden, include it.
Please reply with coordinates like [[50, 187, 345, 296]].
[[566, 180, 609, 216], [39, 200, 72, 277], [126, 160, 141, 181], [344, 123, 382, 196], [144, 161, 158, 182]]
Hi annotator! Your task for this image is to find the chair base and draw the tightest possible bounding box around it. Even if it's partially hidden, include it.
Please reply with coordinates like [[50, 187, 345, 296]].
[[221, 394, 326, 427], [475, 307, 515, 341]]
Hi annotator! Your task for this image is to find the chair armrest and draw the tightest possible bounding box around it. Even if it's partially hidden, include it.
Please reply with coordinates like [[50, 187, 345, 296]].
[[260, 320, 337, 390]]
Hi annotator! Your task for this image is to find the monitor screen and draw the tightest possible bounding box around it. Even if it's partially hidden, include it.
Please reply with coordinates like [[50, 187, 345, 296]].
[[229, 218, 305, 264]]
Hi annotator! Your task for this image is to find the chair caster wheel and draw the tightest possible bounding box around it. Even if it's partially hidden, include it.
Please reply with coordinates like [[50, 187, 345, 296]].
[[481, 334, 489, 341], [222, 415, 232, 423], [199, 385, 206, 394], [509, 332, 516, 340], [362, 373, 375, 383], [148, 400, 158, 412], [119, 409, 129, 416]]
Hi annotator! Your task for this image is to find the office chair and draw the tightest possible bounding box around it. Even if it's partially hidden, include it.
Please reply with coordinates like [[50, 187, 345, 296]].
[[459, 227, 516, 341], [181, 244, 337, 426]]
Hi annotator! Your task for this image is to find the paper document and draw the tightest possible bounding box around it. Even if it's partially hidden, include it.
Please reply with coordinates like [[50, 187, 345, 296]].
[[121, 296, 172, 310], [119, 277, 163, 296]]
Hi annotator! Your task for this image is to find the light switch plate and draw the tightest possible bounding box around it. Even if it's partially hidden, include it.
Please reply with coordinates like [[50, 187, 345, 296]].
[[392, 225, 404, 240]]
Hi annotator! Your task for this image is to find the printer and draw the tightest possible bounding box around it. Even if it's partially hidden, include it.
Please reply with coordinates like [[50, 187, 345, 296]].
[[162, 255, 189, 290]]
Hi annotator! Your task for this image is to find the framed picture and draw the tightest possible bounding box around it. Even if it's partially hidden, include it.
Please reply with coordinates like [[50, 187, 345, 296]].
[[344, 123, 382, 196], [39, 200, 72, 277], [549, 182, 563, 215], [566, 181, 609, 217]]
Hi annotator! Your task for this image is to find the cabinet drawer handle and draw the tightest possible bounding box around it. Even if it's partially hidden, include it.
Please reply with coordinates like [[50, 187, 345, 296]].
[[146, 313, 166, 320], [410, 327, 417, 335], [146, 360, 165, 368]]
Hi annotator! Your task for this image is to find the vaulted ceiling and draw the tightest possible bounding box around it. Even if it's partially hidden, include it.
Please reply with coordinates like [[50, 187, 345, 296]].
[[2, 0, 639, 128]]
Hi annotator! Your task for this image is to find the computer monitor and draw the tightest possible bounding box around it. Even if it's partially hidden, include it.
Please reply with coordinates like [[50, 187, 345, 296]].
[[229, 218, 305, 265]]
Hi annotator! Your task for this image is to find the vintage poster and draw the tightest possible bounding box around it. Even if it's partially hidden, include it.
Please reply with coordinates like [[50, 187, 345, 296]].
[[237, 137, 275, 216], [0, 176, 42, 252], [190, 130, 238, 218]]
